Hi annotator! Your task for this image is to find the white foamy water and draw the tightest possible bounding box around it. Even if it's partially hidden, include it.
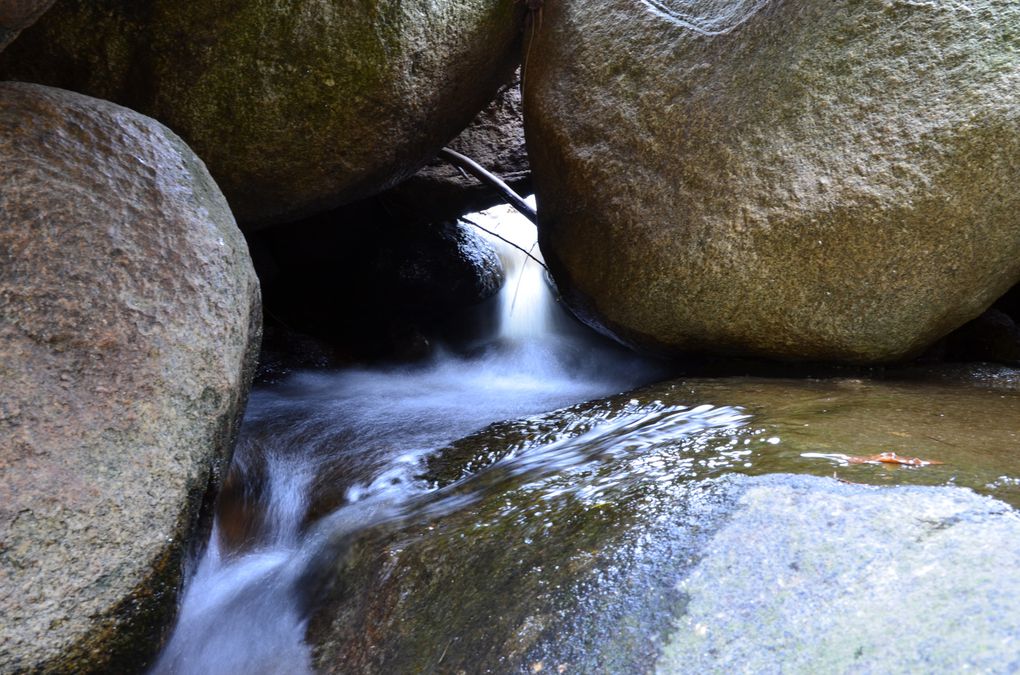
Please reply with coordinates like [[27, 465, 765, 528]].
[[467, 196, 557, 340]]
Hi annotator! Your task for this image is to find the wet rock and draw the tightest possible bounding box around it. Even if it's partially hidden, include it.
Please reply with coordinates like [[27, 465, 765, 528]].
[[657, 477, 1020, 672], [524, 0, 1020, 363], [0, 0, 524, 225], [254, 324, 349, 386], [382, 72, 531, 225], [306, 368, 1020, 671], [0, 0, 53, 51], [370, 220, 505, 311], [0, 82, 260, 671]]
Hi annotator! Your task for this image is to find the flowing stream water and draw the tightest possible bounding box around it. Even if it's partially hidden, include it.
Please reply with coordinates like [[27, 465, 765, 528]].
[[152, 200, 676, 673], [153, 200, 1020, 673]]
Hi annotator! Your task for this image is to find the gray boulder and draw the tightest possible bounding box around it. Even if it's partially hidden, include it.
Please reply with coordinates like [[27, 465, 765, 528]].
[[658, 476, 1020, 672], [0, 82, 261, 672], [524, 0, 1020, 363], [0, 0, 523, 225]]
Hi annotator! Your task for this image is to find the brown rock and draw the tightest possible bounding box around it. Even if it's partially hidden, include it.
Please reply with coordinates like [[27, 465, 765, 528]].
[[0, 0, 53, 51], [524, 0, 1020, 363], [0, 82, 261, 671], [382, 72, 531, 225]]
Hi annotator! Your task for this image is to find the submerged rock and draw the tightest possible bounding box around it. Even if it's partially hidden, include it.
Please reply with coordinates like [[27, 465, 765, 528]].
[[657, 476, 1020, 672], [306, 368, 1020, 671], [524, 0, 1020, 363], [0, 0, 523, 225], [0, 83, 260, 671], [0, 0, 53, 51]]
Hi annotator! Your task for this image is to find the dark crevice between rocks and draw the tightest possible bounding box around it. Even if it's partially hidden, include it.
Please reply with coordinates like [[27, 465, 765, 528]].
[[239, 71, 530, 379], [246, 203, 509, 381], [924, 284, 1020, 367]]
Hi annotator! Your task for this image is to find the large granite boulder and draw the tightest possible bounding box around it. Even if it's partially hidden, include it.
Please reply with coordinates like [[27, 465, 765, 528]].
[[0, 0, 523, 226], [0, 82, 261, 671], [0, 0, 53, 51], [657, 477, 1020, 672], [306, 368, 1020, 671], [524, 0, 1020, 363]]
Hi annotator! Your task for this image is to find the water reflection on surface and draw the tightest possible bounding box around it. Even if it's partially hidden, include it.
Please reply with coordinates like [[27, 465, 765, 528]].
[[156, 362, 1020, 673]]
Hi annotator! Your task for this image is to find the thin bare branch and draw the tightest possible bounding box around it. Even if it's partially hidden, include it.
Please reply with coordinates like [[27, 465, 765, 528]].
[[461, 216, 548, 273], [439, 147, 538, 225]]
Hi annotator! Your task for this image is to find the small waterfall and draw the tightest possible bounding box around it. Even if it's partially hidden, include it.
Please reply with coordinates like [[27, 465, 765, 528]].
[[466, 196, 555, 340], [151, 197, 667, 674]]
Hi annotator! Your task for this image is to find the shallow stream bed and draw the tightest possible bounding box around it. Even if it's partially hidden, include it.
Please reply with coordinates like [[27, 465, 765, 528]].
[[153, 204, 1020, 673]]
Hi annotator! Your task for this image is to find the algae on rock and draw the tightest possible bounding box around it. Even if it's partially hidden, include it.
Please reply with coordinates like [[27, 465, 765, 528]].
[[306, 367, 1020, 671], [0, 0, 523, 225]]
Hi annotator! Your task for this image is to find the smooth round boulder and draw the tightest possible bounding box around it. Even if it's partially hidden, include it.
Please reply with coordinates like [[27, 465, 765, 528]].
[[524, 0, 1020, 363], [0, 0, 53, 51], [0, 0, 523, 225], [0, 82, 260, 671]]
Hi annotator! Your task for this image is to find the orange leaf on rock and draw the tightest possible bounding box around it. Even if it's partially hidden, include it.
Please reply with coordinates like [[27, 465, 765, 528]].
[[845, 452, 943, 467]]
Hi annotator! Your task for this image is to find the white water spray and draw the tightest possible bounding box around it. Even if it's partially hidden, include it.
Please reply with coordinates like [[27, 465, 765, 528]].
[[467, 196, 556, 340]]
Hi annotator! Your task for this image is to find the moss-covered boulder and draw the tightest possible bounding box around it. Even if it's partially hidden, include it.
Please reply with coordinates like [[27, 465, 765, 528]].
[[0, 82, 261, 672], [306, 367, 1020, 671], [0, 0, 523, 225], [0, 0, 53, 51], [524, 0, 1020, 363]]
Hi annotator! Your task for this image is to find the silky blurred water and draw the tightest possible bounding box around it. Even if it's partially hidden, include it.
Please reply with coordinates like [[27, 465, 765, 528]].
[[151, 200, 671, 674], [152, 200, 1020, 674]]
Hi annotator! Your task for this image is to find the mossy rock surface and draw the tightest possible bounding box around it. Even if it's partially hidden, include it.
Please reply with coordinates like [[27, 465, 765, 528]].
[[0, 82, 260, 672], [0, 0, 522, 225], [307, 366, 1020, 672], [524, 0, 1020, 363]]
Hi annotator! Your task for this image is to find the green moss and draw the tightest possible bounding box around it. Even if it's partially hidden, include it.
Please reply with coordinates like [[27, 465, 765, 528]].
[[0, 0, 523, 224]]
